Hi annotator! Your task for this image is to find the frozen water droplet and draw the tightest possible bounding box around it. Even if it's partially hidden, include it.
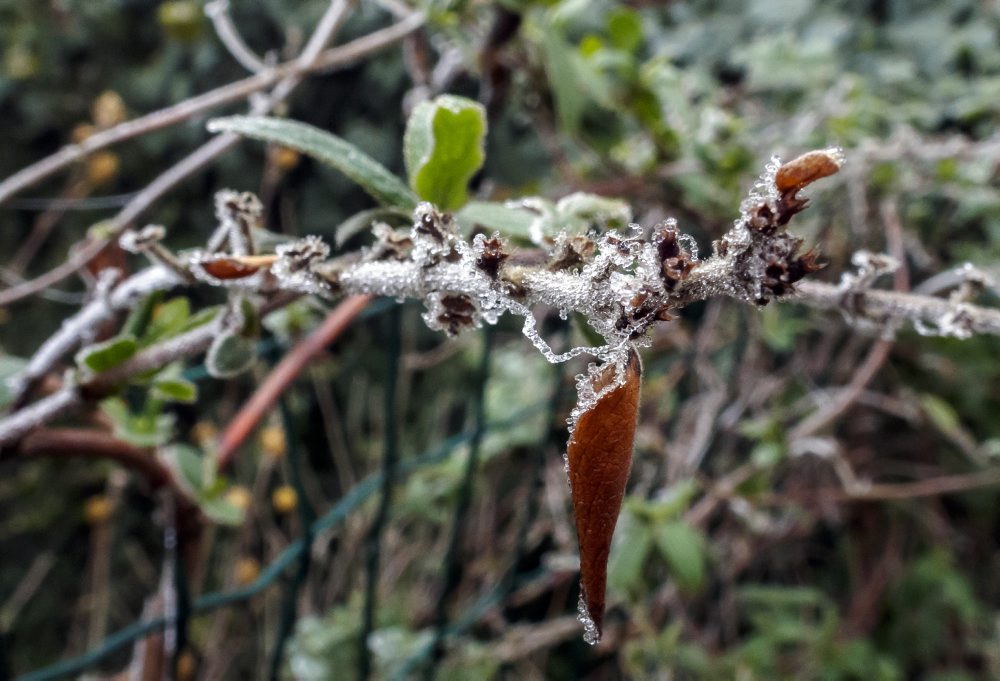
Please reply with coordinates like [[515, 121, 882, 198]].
[[677, 233, 699, 261], [577, 593, 600, 645]]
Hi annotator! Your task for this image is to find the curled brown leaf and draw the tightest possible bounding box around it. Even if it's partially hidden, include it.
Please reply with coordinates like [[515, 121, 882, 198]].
[[566, 348, 642, 643]]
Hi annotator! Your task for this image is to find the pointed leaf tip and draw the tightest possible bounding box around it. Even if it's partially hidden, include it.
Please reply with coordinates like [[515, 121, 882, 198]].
[[566, 349, 642, 643]]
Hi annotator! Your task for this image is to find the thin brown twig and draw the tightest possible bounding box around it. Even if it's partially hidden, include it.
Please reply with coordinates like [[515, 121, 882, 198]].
[[787, 467, 1000, 503], [205, 0, 268, 73], [217, 294, 372, 469], [11, 428, 174, 488]]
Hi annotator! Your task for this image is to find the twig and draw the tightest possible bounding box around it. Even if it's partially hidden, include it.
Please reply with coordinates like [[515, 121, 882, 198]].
[[0, 10, 425, 307], [792, 280, 1000, 336], [0, 9, 424, 211], [11, 265, 184, 408], [0, 553, 58, 630], [204, 0, 267, 73], [217, 294, 372, 469], [796, 468, 1000, 503], [10, 428, 175, 489]]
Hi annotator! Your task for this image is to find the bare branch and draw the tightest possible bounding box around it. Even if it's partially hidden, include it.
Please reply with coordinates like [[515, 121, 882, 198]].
[[792, 280, 1000, 337], [0, 5, 424, 309], [0, 8, 424, 210], [204, 0, 268, 73]]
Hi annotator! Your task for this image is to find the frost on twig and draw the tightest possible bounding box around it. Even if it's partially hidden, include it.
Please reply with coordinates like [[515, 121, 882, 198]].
[[791, 251, 1000, 340], [312, 152, 844, 400]]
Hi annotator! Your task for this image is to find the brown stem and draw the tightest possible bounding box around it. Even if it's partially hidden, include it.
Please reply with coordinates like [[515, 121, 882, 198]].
[[13, 428, 175, 488]]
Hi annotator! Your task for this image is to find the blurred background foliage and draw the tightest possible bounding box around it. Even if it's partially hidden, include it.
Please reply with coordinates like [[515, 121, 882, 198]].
[[2, 0, 1000, 679]]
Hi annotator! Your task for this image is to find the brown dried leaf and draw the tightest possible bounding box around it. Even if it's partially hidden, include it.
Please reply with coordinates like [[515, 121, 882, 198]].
[[198, 255, 276, 280], [566, 349, 642, 643], [774, 148, 843, 195]]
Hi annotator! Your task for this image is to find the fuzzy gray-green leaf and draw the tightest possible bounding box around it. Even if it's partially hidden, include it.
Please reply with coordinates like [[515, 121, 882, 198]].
[[209, 116, 418, 209]]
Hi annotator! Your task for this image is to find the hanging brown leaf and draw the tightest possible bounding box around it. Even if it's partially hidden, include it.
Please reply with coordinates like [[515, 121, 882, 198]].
[[566, 348, 642, 644]]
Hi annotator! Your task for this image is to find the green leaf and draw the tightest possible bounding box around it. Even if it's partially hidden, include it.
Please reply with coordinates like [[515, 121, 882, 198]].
[[198, 492, 245, 526], [607, 7, 643, 53], [541, 33, 585, 133], [634, 479, 699, 522], [122, 290, 165, 338], [168, 443, 203, 491], [920, 393, 961, 435], [403, 95, 487, 210], [0, 355, 28, 409], [654, 520, 707, 593], [455, 201, 536, 239], [176, 305, 223, 335], [151, 377, 198, 404], [238, 297, 261, 339], [163, 443, 208, 494], [100, 397, 176, 447], [555, 192, 632, 231], [335, 207, 411, 248], [607, 509, 653, 595], [76, 335, 138, 374], [208, 116, 417, 209], [206, 331, 256, 378], [142, 296, 190, 346]]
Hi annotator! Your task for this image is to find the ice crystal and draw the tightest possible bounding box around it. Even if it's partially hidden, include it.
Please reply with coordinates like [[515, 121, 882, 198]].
[[577, 593, 600, 646], [119, 225, 166, 253], [272, 236, 331, 295]]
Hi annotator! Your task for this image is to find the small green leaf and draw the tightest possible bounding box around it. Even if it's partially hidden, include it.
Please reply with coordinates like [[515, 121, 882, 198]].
[[239, 297, 261, 339], [403, 95, 487, 210], [920, 393, 961, 435], [542, 33, 585, 133], [455, 201, 536, 239], [177, 305, 223, 335], [151, 377, 198, 404], [206, 332, 256, 378], [654, 520, 707, 593], [555, 192, 632, 231], [198, 492, 245, 526], [751, 441, 785, 468], [635, 479, 699, 522], [77, 335, 138, 374], [0, 355, 28, 409], [142, 297, 191, 345], [607, 7, 643, 53], [100, 397, 176, 447], [607, 509, 653, 595], [163, 443, 208, 494], [122, 291, 165, 338], [208, 116, 417, 209]]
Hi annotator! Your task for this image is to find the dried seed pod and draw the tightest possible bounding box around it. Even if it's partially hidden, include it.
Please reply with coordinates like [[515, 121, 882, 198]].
[[474, 234, 509, 279], [566, 349, 642, 644], [774, 148, 844, 195]]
